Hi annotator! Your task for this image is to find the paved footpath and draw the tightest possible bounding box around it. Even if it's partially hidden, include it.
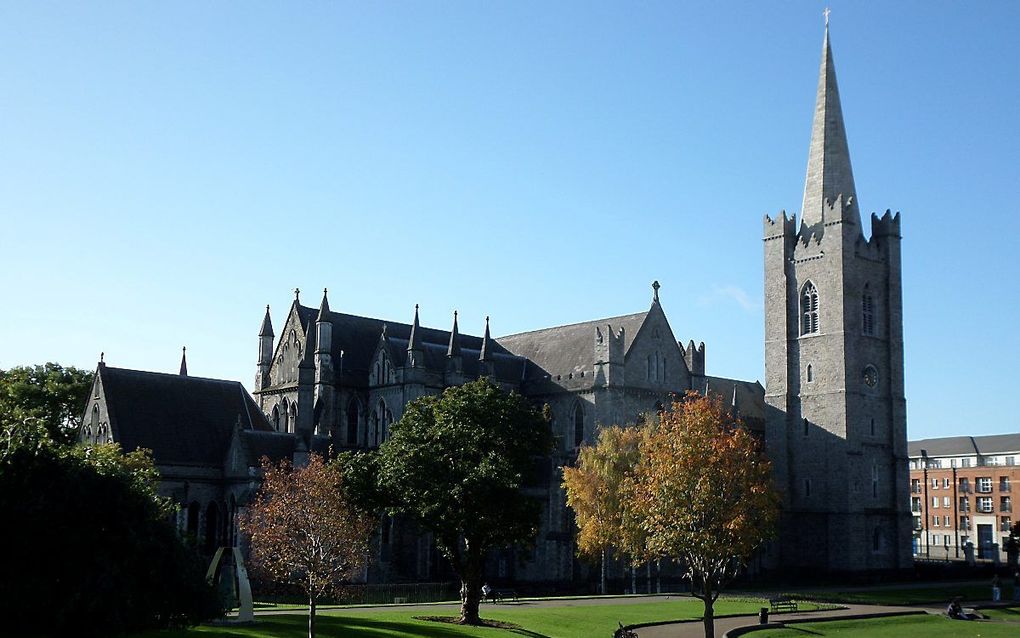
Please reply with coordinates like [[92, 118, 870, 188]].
[[633, 603, 928, 638]]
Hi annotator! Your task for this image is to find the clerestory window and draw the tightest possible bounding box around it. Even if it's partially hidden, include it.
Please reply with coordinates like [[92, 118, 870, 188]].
[[573, 402, 585, 448], [801, 282, 819, 335]]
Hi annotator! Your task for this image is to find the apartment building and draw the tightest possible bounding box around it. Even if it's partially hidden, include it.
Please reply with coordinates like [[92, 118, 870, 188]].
[[908, 434, 1020, 560]]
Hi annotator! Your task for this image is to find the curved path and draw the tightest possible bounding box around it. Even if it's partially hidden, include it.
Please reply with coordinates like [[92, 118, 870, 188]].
[[633, 603, 926, 638]]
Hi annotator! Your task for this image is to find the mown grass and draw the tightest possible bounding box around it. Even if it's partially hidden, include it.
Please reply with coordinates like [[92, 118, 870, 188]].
[[789, 584, 994, 606], [978, 605, 1020, 622], [134, 596, 820, 638], [754, 613, 1020, 637]]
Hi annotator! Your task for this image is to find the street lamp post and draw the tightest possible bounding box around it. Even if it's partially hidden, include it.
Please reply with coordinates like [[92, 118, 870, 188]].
[[953, 465, 960, 559], [922, 449, 930, 559]]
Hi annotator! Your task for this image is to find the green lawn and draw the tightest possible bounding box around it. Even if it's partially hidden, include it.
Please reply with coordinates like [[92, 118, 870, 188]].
[[754, 614, 1020, 637], [979, 605, 1020, 622], [134, 597, 815, 638]]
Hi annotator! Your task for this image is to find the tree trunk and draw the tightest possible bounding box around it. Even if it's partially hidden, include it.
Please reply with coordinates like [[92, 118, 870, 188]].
[[308, 595, 317, 638], [458, 555, 482, 625], [601, 548, 607, 595], [700, 583, 715, 638]]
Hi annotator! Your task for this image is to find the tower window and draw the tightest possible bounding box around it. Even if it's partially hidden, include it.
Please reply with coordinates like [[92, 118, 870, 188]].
[[804, 478, 812, 498], [801, 282, 819, 335], [862, 284, 875, 335], [806, 364, 813, 382], [870, 418, 876, 436], [803, 418, 809, 437]]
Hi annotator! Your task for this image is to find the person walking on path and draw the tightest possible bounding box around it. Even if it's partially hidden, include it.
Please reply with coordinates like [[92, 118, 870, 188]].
[[991, 574, 1001, 602]]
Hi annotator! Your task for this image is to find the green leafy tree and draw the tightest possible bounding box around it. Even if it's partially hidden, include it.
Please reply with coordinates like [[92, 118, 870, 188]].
[[0, 419, 220, 635], [377, 378, 552, 625], [0, 363, 93, 445]]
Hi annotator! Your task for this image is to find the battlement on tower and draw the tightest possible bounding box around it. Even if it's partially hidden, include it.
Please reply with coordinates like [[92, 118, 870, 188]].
[[763, 210, 797, 241], [870, 209, 901, 238]]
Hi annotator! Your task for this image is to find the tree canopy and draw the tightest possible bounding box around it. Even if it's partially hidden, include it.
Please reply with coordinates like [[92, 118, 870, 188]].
[[0, 419, 219, 636], [240, 453, 375, 638], [377, 378, 552, 625], [625, 392, 779, 638], [0, 363, 93, 445], [562, 423, 646, 594]]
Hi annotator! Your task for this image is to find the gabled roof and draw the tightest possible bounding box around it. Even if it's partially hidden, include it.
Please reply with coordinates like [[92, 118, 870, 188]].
[[496, 311, 649, 379], [98, 366, 273, 466], [699, 376, 766, 427]]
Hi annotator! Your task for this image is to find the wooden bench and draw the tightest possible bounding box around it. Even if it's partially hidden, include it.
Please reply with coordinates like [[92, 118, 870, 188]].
[[769, 598, 798, 613], [492, 589, 519, 604]]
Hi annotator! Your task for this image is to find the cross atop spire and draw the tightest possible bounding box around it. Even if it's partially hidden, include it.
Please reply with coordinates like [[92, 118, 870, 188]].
[[294, 287, 300, 303], [259, 304, 274, 337], [179, 346, 188, 376], [652, 280, 661, 304], [823, 6, 830, 26], [800, 21, 858, 234]]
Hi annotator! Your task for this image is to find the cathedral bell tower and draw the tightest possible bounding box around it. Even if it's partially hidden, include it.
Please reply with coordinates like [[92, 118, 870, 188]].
[[763, 21, 911, 573]]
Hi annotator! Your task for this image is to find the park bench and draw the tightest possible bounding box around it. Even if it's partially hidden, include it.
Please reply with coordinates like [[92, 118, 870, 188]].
[[492, 588, 519, 604], [769, 597, 798, 613]]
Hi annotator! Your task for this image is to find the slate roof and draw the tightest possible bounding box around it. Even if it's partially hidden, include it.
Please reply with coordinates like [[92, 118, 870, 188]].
[[289, 304, 527, 385], [908, 434, 1020, 459], [98, 366, 273, 466], [496, 311, 649, 379], [699, 375, 766, 426]]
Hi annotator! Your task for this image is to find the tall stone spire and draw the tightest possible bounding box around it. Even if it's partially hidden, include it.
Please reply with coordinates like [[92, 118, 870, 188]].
[[179, 346, 188, 376], [259, 305, 274, 337], [800, 21, 858, 232], [317, 288, 330, 321], [479, 316, 492, 362], [447, 310, 461, 358], [407, 304, 424, 368]]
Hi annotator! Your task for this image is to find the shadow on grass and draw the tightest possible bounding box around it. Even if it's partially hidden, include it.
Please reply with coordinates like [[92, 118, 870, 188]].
[[780, 629, 824, 636]]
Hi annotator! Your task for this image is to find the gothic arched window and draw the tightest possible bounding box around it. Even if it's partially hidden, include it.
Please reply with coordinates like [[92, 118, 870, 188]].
[[806, 364, 813, 383], [288, 402, 297, 434], [371, 409, 380, 447], [347, 398, 360, 446], [90, 405, 99, 441], [271, 405, 280, 431], [573, 402, 585, 448], [862, 284, 875, 336], [281, 398, 290, 433], [801, 282, 820, 335]]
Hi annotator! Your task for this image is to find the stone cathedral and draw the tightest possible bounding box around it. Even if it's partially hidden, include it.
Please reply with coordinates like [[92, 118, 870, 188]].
[[80, 24, 911, 581]]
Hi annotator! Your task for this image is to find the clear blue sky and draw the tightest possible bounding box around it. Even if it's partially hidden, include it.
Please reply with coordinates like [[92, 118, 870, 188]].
[[2, 2, 1017, 440]]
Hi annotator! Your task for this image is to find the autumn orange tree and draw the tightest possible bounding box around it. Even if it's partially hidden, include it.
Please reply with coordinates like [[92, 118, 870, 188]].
[[239, 453, 375, 638], [625, 392, 779, 638], [562, 424, 646, 594]]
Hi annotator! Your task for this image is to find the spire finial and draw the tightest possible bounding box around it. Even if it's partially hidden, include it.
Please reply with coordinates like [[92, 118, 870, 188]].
[[259, 304, 275, 337], [317, 288, 330, 320], [100, 352, 104, 363], [409, 304, 423, 354], [294, 287, 300, 303], [823, 7, 830, 27], [179, 346, 188, 376], [652, 280, 661, 303]]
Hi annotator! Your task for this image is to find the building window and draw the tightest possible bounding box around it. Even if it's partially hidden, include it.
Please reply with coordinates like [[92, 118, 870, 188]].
[[90, 405, 99, 441], [272, 405, 280, 431], [932, 534, 941, 545], [804, 478, 811, 498], [960, 496, 970, 511], [870, 418, 875, 436], [943, 496, 950, 508], [960, 516, 970, 529], [803, 418, 809, 437], [999, 476, 1011, 491], [1001, 496, 1012, 513], [872, 463, 879, 498], [862, 284, 875, 335], [977, 477, 992, 493], [806, 364, 813, 382], [346, 399, 360, 446], [951, 458, 957, 468], [1007, 456, 1016, 466], [801, 282, 819, 335], [978, 497, 993, 513], [911, 497, 921, 513], [959, 478, 970, 493], [933, 515, 940, 527], [943, 477, 951, 488], [932, 496, 939, 509], [962, 458, 971, 467], [944, 515, 950, 527], [1003, 517, 1013, 532], [931, 478, 939, 489], [573, 402, 585, 447]]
